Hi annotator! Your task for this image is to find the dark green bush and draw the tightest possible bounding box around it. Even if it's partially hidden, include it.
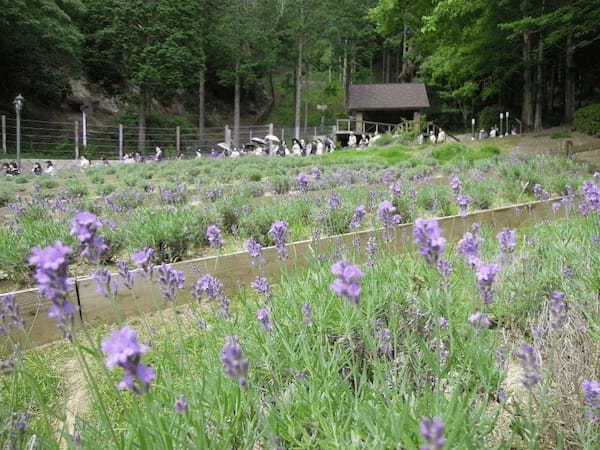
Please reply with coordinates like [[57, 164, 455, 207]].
[[478, 105, 504, 131], [574, 104, 600, 136]]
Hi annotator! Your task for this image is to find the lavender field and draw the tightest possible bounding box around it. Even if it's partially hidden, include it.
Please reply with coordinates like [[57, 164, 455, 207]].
[[1, 145, 599, 449]]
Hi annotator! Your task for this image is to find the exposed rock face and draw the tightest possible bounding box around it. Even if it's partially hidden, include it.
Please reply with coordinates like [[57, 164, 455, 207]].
[[67, 79, 119, 115]]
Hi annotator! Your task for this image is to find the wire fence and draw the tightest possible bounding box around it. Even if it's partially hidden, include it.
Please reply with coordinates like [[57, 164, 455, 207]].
[[1, 115, 337, 160]]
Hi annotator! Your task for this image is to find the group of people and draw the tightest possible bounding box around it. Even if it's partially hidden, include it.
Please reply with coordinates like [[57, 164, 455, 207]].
[[478, 125, 518, 140], [2, 160, 55, 177], [79, 155, 111, 169], [417, 129, 447, 145], [219, 137, 336, 158], [347, 133, 381, 149]]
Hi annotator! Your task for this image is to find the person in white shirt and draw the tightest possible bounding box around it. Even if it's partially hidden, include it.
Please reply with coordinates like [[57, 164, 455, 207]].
[[231, 149, 240, 158], [45, 161, 55, 175], [316, 140, 324, 155], [429, 133, 437, 144], [195, 149, 202, 159], [80, 155, 90, 169], [437, 129, 446, 144], [348, 133, 357, 148]]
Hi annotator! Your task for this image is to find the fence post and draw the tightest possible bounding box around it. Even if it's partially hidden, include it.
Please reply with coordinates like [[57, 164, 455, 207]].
[[176, 126, 181, 154], [268, 123, 274, 136], [314, 126, 317, 137], [82, 111, 87, 149], [249, 128, 253, 140], [74, 121, 79, 159], [2, 115, 6, 154], [281, 128, 285, 142], [1, 115, 5, 154], [225, 125, 231, 148], [118, 124, 124, 159]]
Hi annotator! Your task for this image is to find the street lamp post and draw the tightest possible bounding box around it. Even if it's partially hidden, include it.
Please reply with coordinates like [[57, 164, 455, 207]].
[[506, 112, 510, 136], [500, 113, 504, 137], [471, 118, 475, 140], [13, 94, 24, 170]]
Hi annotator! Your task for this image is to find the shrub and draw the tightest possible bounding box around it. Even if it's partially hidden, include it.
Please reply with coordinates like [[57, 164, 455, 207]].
[[65, 180, 89, 197], [574, 104, 600, 136], [478, 105, 504, 131], [550, 131, 572, 139], [270, 176, 291, 195]]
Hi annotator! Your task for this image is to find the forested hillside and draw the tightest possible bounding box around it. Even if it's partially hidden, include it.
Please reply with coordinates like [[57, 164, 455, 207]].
[[1, 0, 599, 136]]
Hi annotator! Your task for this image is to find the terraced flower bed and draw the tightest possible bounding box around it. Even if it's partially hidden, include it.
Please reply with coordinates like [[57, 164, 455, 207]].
[[0, 145, 588, 292]]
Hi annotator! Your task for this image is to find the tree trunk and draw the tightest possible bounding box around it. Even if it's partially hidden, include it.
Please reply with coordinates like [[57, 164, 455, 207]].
[[534, 37, 544, 132], [294, 39, 303, 140], [197, 72, 205, 148], [234, 59, 241, 149], [138, 89, 147, 154], [521, 31, 534, 129], [342, 40, 348, 104], [565, 33, 576, 123], [546, 62, 554, 112]]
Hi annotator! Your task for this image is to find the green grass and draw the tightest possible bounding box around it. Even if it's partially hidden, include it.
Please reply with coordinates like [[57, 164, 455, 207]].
[[431, 143, 501, 164], [324, 145, 414, 165], [550, 131, 572, 139]]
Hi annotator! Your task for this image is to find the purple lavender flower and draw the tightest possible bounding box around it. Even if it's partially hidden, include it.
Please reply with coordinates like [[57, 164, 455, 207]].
[[28, 242, 76, 338], [582, 380, 600, 422], [350, 205, 366, 229], [437, 259, 453, 282], [549, 291, 567, 329], [378, 328, 392, 356], [366, 234, 378, 268], [297, 172, 309, 193], [328, 191, 342, 210], [330, 260, 364, 306], [475, 262, 501, 304], [579, 179, 600, 216], [116, 260, 134, 289], [91, 269, 119, 299], [439, 316, 448, 328], [101, 326, 155, 394], [256, 308, 273, 332], [0, 294, 25, 334], [302, 302, 313, 325], [269, 221, 289, 259], [390, 183, 402, 199], [450, 176, 461, 195], [222, 336, 249, 389], [312, 167, 322, 181], [246, 238, 264, 266], [156, 264, 185, 300], [457, 194, 472, 217], [378, 200, 396, 227], [207, 225, 224, 250], [515, 343, 542, 388], [192, 274, 224, 304], [497, 348, 508, 372], [420, 416, 447, 450], [174, 394, 188, 413], [133, 248, 154, 279], [251, 276, 272, 300], [552, 202, 561, 214], [70, 211, 108, 263], [534, 184, 550, 201], [563, 267, 573, 278], [469, 311, 491, 330], [413, 218, 446, 266], [497, 228, 517, 261]]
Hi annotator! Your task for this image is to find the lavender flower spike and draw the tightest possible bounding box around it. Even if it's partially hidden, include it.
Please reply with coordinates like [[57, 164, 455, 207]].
[[450, 176, 461, 195], [413, 218, 446, 266], [350, 205, 366, 229], [70, 211, 108, 263], [302, 302, 313, 325], [515, 343, 542, 388], [28, 241, 77, 338], [497, 228, 517, 257], [468, 311, 491, 330], [156, 264, 185, 300], [174, 394, 188, 414], [549, 291, 567, 329], [297, 172, 309, 193], [222, 336, 249, 389], [330, 260, 364, 306], [133, 248, 154, 279], [269, 220, 289, 260], [246, 238, 264, 266], [420, 416, 447, 450], [1, 294, 25, 334], [101, 326, 155, 394], [91, 269, 119, 299], [251, 276, 272, 300], [116, 260, 134, 289], [475, 262, 501, 304], [207, 225, 224, 250], [582, 380, 600, 423], [256, 308, 273, 332], [457, 194, 472, 217]]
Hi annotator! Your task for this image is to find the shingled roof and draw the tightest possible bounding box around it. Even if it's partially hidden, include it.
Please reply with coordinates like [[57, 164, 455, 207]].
[[348, 83, 430, 111]]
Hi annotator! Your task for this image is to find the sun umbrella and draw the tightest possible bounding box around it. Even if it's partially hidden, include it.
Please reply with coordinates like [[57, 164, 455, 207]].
[[217, 142, 230, 151], [251, 137, 267, 145], [265, 134, 280, 143]]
